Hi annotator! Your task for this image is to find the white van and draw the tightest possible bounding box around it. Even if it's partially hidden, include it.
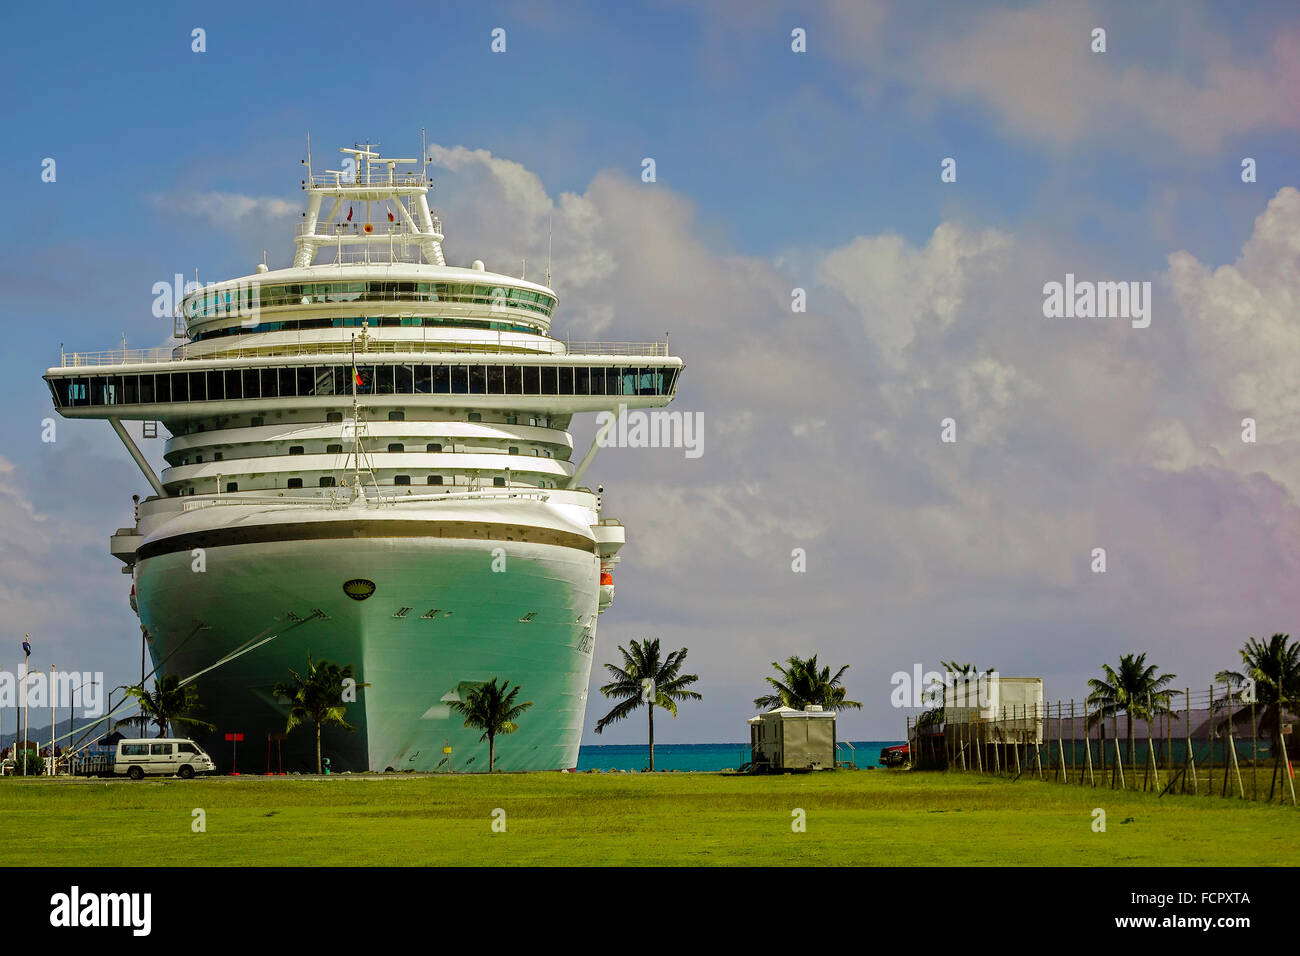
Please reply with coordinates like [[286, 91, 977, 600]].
[[114, 738, 215, 779]]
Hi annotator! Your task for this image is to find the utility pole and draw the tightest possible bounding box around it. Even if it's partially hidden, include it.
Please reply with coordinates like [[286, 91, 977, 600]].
[[49, 663, 55, 775], [21, 635, 31, 776]]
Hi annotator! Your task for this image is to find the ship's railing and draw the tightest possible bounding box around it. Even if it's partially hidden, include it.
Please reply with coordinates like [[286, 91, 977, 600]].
[[56, 338, 670, 367], [307, 172, 428, 188], [296, 221, 441, 239], [179, 488, 554, 511], [309, 249, 429, 265]]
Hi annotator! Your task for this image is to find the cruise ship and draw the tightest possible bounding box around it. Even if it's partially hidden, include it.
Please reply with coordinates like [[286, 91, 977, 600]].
[[43, 143, 683, 772]]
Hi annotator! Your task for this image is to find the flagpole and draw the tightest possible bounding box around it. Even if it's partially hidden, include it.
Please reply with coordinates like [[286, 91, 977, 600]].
[[49, 663, 55, 775]]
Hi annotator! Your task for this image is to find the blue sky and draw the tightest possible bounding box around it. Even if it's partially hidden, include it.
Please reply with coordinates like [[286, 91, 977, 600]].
[[2, 0, 1299, 746]]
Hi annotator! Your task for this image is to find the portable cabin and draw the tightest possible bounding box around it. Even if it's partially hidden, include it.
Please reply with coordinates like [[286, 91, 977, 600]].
[[748, 706, 837, 771]]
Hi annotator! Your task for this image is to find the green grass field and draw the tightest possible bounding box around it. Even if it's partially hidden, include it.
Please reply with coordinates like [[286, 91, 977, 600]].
[[0, 770, 1294, 866]]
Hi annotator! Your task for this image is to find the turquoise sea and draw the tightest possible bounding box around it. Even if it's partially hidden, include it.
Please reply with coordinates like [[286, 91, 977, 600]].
[[575, 740, 904, 772]]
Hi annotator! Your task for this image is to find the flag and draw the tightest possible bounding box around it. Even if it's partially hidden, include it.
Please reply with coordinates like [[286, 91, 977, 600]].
[[347, 206, 353, 221], [22, 635, 31, 656], [388, 211, 394, 222], [353, 367, 363, 388]]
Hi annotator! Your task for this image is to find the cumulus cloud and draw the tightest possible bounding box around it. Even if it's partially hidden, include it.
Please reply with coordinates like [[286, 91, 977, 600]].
[[822, 0, 1300, 154], [1167, 187, 1300, 482], [426, 145, 616, 329]]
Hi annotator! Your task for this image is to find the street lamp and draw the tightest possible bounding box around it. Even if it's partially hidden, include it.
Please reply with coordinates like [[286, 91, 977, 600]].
[[20, 635, 31, 777], [64, 674, 99, 776]]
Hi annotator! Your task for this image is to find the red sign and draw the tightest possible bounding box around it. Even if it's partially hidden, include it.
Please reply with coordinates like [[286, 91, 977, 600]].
[[224, 733, 245, 741]]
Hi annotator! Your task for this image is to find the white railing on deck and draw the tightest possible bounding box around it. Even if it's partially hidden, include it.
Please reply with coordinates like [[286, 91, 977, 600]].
[[57, 338, 670, 367], [180, 488, 554, 511], [308, 172, 428, 188]]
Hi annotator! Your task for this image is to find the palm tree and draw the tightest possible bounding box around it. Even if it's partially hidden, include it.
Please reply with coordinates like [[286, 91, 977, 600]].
[[1086, 652, 1177, 782], [1216, 633, 1300, 799], [594, 639, 702, 771], [272, 655, 367, 773], [446, 678, 534, 772], [753, 655, 863, 712], [117, 675, 214, 738]]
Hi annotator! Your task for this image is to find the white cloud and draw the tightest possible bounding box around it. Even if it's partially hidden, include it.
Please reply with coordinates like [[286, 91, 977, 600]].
[[826, 0, 1300, 154], [819, 223, 1010, 371], [1168, 186, 1300, 475]]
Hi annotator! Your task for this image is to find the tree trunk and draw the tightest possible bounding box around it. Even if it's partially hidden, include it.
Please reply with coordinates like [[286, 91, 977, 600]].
[[1127, 713, 1135, 787], [1268, 706, 1280, 801], [489, 732, 495, 773], [315, 721, 322, 774], [648, 703, 655, 772]]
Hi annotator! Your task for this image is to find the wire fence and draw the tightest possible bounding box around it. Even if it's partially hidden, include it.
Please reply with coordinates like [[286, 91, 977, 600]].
[[904, 686, 1299, 806]]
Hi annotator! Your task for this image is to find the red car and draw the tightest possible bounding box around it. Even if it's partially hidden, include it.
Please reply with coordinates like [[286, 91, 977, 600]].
[[879, 744, 909, 767]]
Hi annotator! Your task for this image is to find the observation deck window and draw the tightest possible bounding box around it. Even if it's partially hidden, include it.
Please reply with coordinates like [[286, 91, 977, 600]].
[[46, 363, 679, 410]]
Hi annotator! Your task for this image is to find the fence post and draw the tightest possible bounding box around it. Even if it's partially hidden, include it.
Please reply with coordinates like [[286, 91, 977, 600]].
[[1226, 692, 1244, 799], [1057, 700, 1067, 783], [1279, 702, 1297, 807], [1034, 703, 1044, 779], [1145, 693, 1161, 793], [1070, 699, 1077, 784], [1250, 698, 1257, 801], [1113, 711, 1125, 790], [946, 707, 956, 775], [1185, 687, 1197, 796], [1099, 716, 1106, 780], [1084, 705, 1096, 787], [1170, 707, 1180, 780], [1208, 685, 1215, 797], [1013, 705, 1022, 776]]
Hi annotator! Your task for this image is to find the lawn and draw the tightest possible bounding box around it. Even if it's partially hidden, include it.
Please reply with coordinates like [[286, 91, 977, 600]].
[[0, 770, 1293, 866]]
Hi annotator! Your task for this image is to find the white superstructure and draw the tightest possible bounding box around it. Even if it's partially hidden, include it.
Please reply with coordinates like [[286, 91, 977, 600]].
[[44, 142, 683, 772]]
